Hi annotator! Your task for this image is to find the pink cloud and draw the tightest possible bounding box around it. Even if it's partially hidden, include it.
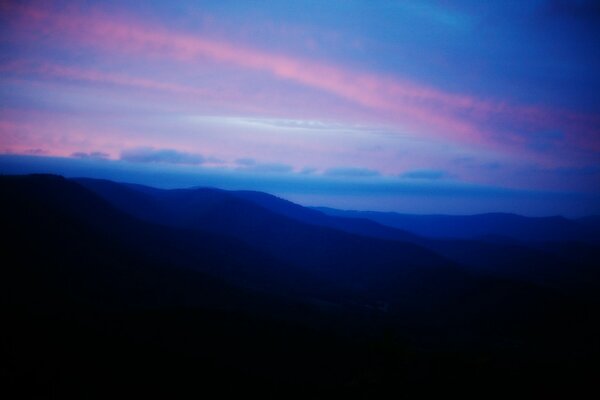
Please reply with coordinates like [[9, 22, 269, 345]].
[[3, 2, 599, 157], [3, 61, 213, 98], [0, 108, 160, 159]]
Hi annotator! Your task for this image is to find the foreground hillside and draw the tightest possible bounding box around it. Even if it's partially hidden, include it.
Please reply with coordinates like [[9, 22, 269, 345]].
[[2, 174, 599, 397]]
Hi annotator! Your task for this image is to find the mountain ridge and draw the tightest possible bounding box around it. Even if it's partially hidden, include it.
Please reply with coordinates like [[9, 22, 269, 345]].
[[3, 173, 599, 395], [314, 206, 600, 243]]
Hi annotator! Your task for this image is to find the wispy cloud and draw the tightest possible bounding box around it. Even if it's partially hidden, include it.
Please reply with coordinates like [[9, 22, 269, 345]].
[[120, 147, 205, 165], [25, 148, 48, 155], [324, 167, 381, 178], [1, 1, 599, 205], [235, 158, 294, 173], [5, 2, 599, 155], [71, 151, 109, 160]]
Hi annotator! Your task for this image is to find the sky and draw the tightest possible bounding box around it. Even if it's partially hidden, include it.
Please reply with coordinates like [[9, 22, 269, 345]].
[[1, 0, 599, 216]]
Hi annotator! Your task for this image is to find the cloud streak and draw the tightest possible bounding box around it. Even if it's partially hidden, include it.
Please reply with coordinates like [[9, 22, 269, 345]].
[[235, 158, 294, 173], [71, 151, 109, 160], [5, 2, 599, 155], [120, 147, 205, 165], [1, 1, 599, 208], [324, 167, 381, 178]]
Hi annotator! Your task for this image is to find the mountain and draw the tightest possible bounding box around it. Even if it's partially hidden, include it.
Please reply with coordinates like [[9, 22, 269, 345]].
[[3, 174, 422, 396], [0, 174, 325, 310], [75, 177, 468, 307], [75, 176, 600, 333], [229, 191, 600, 291], [3, 174, 599, 396], [577, 215, 600, 231], [232, 189, 419, 242], [75, 177, 600, 297], [314, 207, 600, 243]]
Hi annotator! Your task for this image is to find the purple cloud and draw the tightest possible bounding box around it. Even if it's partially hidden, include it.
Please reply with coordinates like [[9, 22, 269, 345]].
[[235, 158, 293, 173], [323, 167, 381, 178], [120, 147, 204, 165], [71, 151, 110, 160], [26, 148, 48, 155]]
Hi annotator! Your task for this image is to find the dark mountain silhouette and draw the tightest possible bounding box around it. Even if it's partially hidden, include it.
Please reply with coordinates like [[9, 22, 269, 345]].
[[75, 177, 470, 307], [296, 207, 600, 293], [232, 189, 419, 242], [76, 177, 597, 296], [79, 179, 600, 293], [1, 175, 341, 311], [577, 215, 600, 231], [74, 176, 600, 332], [315, 207, 600, 243], [3, 174, 599, 397], [225, 189, 600, 294]]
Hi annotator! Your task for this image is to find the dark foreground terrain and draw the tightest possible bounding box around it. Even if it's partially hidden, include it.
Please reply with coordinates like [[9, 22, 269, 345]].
[[2, 174, 599, 398]]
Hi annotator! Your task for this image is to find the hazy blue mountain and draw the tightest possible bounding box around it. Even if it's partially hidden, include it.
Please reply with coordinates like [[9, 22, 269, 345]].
[[76, 177, 600, 296], [232, 190, 419, 242], [76, 177, 470, 307], [212, 188, 600, 294], [76, 178, 419, 242], [230, 190, 600, 292], [314, 207, 600, 243]]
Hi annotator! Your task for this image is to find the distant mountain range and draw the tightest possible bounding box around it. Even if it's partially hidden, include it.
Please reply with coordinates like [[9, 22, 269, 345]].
[[76, 177, 600, 294], [314, 207, 600, 243], [3, 174, 599, 396]]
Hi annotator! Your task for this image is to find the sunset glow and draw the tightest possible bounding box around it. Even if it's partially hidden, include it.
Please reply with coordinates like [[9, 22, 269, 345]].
[[1, 1, 599, 215]]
